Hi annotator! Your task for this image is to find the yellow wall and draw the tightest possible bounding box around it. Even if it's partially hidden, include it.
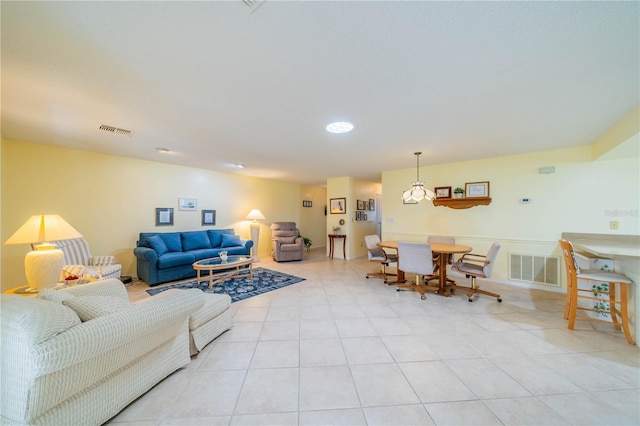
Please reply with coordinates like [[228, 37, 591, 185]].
[[382, 145, 639, 283], [1, 139, 325, 291]]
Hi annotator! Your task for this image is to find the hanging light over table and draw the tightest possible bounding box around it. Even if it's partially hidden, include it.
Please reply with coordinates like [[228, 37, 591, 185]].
[[402, 152, 435, 203]]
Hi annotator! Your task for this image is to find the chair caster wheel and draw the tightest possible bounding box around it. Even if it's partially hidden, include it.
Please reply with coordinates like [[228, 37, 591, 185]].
[[366, 276, 369, 279], [468, 298, 473, 302], [450, 288, 455, 292], [434, 290, 439, 294], [497, 298, 502, 302], [421, 295, 426, 300]]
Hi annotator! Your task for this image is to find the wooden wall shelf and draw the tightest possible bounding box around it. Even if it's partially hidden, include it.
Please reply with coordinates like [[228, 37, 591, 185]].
[[432, 197, 492, 209]]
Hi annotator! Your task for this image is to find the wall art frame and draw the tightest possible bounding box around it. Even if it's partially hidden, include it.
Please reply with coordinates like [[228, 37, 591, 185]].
[[465, 181, 490, 198], [435, 186, 452, 199], [369, 199, 375, 211], [178, 198, 197, 211], [155, 208, 174, 226], [302, 200, 312, 207], [330, 198, 346, 214], [201, 209, 216, 226]]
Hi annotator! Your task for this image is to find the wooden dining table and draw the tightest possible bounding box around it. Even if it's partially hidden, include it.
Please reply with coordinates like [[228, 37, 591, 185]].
[[377, 240, 472, 296]]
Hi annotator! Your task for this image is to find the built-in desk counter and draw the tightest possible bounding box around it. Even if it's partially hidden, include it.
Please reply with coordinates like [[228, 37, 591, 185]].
[[561, 233, 640, 260], [562, 233, 640, 347]]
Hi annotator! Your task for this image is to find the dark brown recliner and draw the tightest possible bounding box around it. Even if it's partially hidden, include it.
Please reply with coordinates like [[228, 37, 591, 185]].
[[271, 222, 304, 262]]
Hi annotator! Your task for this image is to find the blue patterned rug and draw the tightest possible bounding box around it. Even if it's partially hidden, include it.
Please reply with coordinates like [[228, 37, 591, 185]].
[[145, 267, 305, 302]]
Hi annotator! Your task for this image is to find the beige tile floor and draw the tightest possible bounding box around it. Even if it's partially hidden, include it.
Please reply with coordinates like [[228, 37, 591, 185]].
[[109, 249, 639, 425]]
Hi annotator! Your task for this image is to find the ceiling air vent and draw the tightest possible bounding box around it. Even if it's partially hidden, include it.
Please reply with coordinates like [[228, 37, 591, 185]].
[[242, 0, 264, 13], [99, 124, 134, 137]]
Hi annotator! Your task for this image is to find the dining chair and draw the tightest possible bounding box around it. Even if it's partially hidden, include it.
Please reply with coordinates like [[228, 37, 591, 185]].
[[396, 241, 437, 300], [425, 235, 456, 285], [452, 243, 502, 302], [364, 235, 397, 283], [558, 239, 634, 345]]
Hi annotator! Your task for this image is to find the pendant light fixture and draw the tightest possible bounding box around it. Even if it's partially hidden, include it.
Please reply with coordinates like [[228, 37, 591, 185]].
[[402, 152, 435, 203]]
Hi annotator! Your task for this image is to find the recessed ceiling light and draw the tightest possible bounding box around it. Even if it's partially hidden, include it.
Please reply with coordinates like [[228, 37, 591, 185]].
[[155, 147, 171, 153], [233, 163, 244, 168], [326, 121, 354, 134]]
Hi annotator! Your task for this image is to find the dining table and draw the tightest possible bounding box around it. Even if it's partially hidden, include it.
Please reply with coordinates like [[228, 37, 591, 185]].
[[377, 240, 472, 296]]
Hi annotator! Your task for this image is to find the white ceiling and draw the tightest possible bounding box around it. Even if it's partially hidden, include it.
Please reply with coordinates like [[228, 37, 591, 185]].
[[2, 1, 638, 185]]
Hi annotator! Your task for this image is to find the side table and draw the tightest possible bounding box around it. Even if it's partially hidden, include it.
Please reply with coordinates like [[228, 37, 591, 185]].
[[4, 285, 37, 296], [328, 234, 346, 259]]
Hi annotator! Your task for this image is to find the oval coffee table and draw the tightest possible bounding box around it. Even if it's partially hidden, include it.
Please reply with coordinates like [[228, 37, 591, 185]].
[[193, 255, 253, 291]]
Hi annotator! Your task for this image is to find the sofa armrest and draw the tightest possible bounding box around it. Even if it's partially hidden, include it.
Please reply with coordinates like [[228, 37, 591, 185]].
[[134, 246, 158, 262], [32, 289, 204, 376], [57, 278, 128, 300], [240, 238, 254, 249], [87, 255, 115, 266]]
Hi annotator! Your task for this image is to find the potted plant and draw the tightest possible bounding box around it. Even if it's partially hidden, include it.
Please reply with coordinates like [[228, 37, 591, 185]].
[[298, 231, 312, 253], [453, 187, 464, 198]]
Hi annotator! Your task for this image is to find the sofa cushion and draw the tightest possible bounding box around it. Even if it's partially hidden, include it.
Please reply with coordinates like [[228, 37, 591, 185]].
[[145, 235, 169, 256], [220, 234, 243, 248], [206, 230, 221, 248], [157, 252, 196, 269], [159, 233, 183, 252], [39, 288, 75, 303], [62, 295, 132, 321], [181, 231, 211, 251], [279, 236, 297, 244]]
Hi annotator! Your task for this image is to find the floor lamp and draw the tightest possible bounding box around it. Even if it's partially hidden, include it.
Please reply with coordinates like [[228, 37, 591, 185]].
[[245, 209, 265, 262], [4, 214, 83, 292]]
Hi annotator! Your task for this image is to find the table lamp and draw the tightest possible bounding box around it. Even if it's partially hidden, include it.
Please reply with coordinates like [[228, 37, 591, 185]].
[[245, 209, 265, 262], [4, 214, 83, 292]]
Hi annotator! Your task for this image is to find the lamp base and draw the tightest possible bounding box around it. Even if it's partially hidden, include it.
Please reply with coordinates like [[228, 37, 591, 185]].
[[25, 248, 64, 292], [250, 222, 260, 262]]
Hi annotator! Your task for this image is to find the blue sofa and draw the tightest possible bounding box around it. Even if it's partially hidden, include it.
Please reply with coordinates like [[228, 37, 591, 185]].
[[134, 229, 253, 286]]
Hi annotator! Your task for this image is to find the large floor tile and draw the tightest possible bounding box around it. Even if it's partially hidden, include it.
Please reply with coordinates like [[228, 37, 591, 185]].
[[299, 365, 361, 411], [234, 368, 299, 414], [350, 363, 420, 406]]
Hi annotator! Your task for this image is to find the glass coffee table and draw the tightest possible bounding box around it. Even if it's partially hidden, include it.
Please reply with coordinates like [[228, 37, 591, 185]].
[[192, 255, 253, 290]]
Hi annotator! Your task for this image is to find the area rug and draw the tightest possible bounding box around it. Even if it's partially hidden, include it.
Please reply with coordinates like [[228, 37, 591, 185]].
[[145, 267, 306, 302]]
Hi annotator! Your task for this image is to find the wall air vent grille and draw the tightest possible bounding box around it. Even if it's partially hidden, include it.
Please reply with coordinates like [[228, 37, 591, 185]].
[[242, 0, 264, 13], [509, 253, 560, 287], [99, 124, 134, 137]]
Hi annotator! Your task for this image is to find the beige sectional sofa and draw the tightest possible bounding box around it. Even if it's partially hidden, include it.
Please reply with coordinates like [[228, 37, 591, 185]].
[[1, 279, 205, 425]]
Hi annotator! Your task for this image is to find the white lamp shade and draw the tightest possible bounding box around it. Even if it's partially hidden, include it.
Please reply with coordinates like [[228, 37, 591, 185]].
[[245, 209, 265, 221], [402, 182, 435, 203], [25, 249, 65, 291], [5, 214, 83, 245]]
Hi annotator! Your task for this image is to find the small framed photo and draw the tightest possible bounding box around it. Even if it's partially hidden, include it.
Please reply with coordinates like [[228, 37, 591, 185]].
[[435, 186, 452, 199], [465, 181, 490, 198], [179, 198, 197, 211], [356, 200, 363, 210], [155, 208, 174, 226], [364, 213, 368, 221], [369, 199, 375, 211], [302, 200, 312, 207], [330, 198, 346, 214], [356, 211, 361, 220], [201, 209, 216, 226]]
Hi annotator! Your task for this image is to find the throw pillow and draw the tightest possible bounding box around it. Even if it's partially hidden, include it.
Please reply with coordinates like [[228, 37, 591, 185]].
[[220, 233, 242, 248], [62, 296, 132, 322], [145, 235, 168, 256], [39, 288, 75, 304]]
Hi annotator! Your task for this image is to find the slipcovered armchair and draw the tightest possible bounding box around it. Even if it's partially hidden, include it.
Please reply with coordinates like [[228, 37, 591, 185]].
[[53, 238, 122, 280], [271, 222, 304, 262]]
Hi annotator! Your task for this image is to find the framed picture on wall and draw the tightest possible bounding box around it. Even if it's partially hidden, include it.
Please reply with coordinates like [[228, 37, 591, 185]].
[[434, 186, 452, 199], [201, 209, 216, 226], [330, 198, 346, 214], [465, 181, 490, 198], [302, 200, 312, 207], [178, 198, 197, 211], [155, 208, 174, 226], [369, 199, 375, 211]]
